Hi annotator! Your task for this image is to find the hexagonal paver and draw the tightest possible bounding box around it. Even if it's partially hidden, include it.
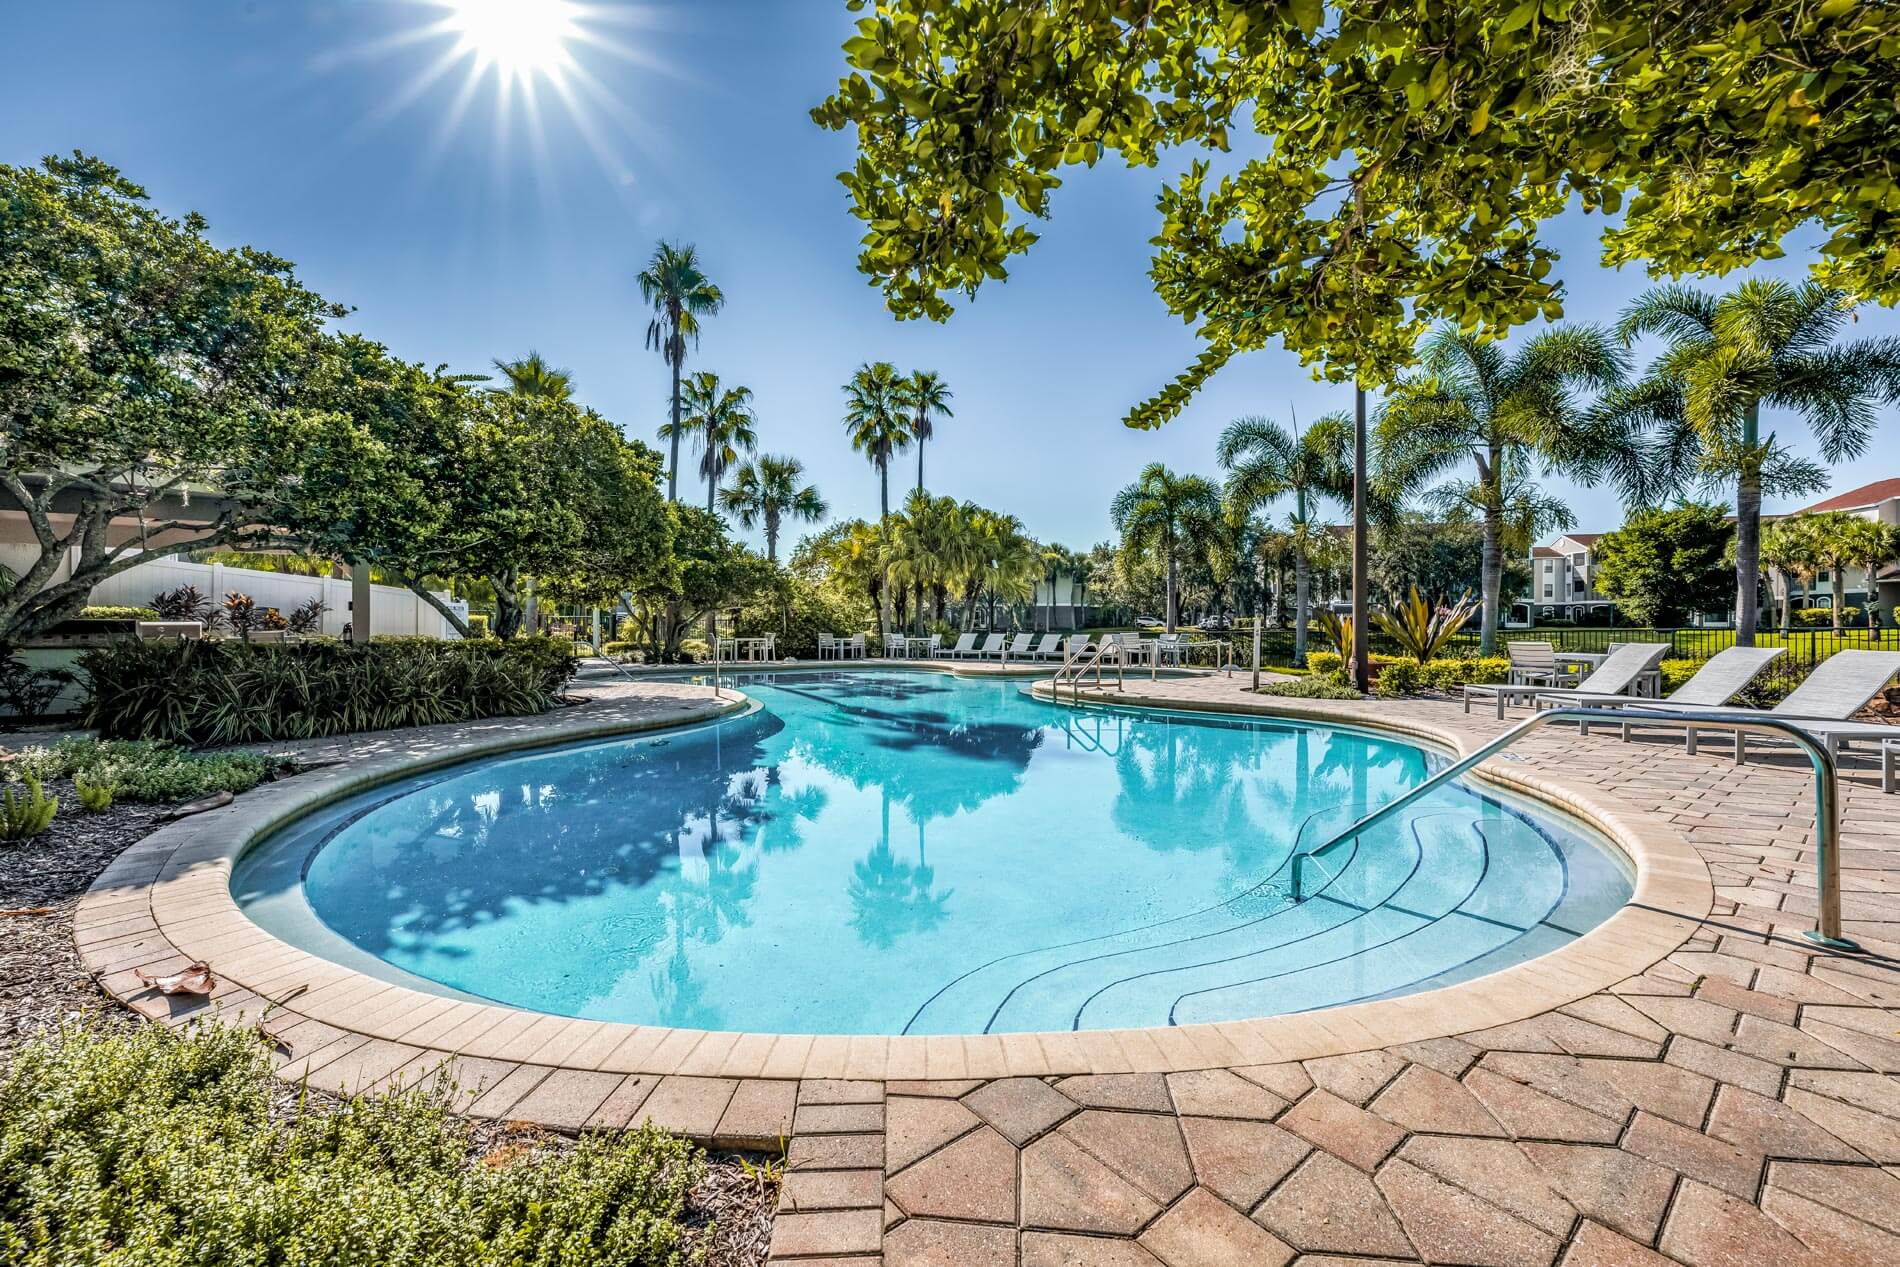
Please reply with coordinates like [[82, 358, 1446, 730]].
[[1179, 1115, 1309, 1209], [1058, 1109, 1194, 1205]]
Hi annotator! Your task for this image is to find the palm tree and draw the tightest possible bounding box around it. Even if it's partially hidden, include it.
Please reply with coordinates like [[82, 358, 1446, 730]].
[[720, 454, 827, 564], [676, 371, 757, 513], [638, 241, 724, 503], [1376, 325, 1627, 654], [1110, 464, 1222, 634], [1039, 544, 1087, 632], [1814, 513, 1895, 632], [1760, 515, 1824, 632], [1848, 520, 1900, 629], [1217, 414, 1351, 664], [842, 361, 913, 641], [1614, 281, 1900, 644], [489, 351, 574, 402], [897, 370, 954, 498]]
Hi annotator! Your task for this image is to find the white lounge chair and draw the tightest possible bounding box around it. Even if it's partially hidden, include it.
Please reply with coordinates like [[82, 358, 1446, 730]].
[[943, 633, 979, 659], [1536, 646, 1787, 742], [999, 633, 1035, 662], [1062, 634, 1093, 663], [1619, 649, 1900, 768], [975, 633, 1006, 660], [1465, 643, 1670, 720], [1031, 633, 1063, 661]]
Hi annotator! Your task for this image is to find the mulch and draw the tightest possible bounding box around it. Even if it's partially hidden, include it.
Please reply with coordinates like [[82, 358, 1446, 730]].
[[0, 772, 777, 1267]]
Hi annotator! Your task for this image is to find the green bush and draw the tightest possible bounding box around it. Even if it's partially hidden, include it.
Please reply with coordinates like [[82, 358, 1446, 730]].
[[0, 1022, 703, 1267], [463, 612, 492, 638], [1417, 656, 1510, 688], [1659, 658, 1704, 693], [1256, 676, 1364, 700], [0, 775, 57, 840], [1794, 606, 1859, 627], [75, 605, 160, 621], [1374, 661, 1421, 697], [1306, 651, 1343, 676], [73, 774, 113, 813], [601, 641, 643, 659], [736, 574, 870, 659], [12, 738, 290, 803], [77, 637, 578, 744]]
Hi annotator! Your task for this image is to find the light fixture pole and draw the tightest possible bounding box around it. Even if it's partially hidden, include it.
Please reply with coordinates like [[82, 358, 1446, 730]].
[[1350, 382, 1370, 692]]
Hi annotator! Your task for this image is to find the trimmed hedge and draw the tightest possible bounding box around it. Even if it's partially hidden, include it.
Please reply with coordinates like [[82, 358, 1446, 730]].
[[78, 637, 578, 744], [0, 1022, 703, 1267]]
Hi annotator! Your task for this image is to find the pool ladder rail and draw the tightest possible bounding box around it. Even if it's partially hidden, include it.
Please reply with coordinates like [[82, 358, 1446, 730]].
[[1292, 707, 1861, 952]]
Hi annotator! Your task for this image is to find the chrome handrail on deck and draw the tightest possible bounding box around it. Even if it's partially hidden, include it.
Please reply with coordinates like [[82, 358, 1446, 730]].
[[1051, 637, 1124, 703], [1290, 707, 1859, 951]]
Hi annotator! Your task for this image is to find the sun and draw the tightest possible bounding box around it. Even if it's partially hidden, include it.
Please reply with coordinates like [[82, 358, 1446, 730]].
[[439, 0, 582, 82]]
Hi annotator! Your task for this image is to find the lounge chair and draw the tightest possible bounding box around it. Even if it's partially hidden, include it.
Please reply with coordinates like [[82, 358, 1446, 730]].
[[1062, 635, 1093, 663], [999, 633, 1035, 661], [1612, 649, 1900, 768], [1535, 646, 1786, 740], [1031, 633, 1063, 661], [975, 633, 1006, 660], [1464, 642, 1670, 720], [1507, 641, 1581, 688], [943, 633, 979, 659]]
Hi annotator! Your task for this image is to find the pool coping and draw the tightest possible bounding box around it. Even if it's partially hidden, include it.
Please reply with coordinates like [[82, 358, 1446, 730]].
[[75, 667, 1712, 1112]]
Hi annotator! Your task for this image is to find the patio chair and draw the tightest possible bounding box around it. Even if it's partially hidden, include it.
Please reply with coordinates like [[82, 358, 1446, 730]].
[[817, 632, 839, 660], [1506, 641, 1580, 688], [845, 634, 866, 659], [1464, 642, 1670, 720], [975, 633, 1006, 660], [1031, 633, 1063, 660], [1619, 649, 1900, 768], [944, 633, 979, 659], [1062, 635, 1093, 663], [1536, 647, 1786, 741], [1155, 632, 1186, 666], [922, 633, 942, 658], [999, 633, 1035, 662]]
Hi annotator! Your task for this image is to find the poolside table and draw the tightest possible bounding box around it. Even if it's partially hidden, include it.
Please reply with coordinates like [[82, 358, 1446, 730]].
[[897, 635, 935, 658], [735, 636, 775, 662], [1557, 649, 1663, 697]]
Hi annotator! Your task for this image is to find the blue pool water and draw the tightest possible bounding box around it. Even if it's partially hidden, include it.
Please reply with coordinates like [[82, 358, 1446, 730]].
[[234, 669, 1633, 1034]]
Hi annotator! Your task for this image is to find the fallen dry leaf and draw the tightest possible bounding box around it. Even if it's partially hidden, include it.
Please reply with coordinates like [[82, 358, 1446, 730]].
[[136, 961, 216, 995], [0, 906, 56, 917]]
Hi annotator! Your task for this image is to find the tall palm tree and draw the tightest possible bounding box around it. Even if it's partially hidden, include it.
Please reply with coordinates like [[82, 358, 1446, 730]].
[[638, 241, 724, 503], [1376, 325, 1627, 653], [1613, 281, 1900, 644], [1217, 414, 1351, 664], [842, 361, 913, 641], [1110, 464, 1222, 634], [489, 351, 574, 402], [1815, 513, 1895, 632], [720, 454, 827, 564], [1848, 520, 1900, 629], [898, 369, 954, 498], [676, 371, 757, 513]]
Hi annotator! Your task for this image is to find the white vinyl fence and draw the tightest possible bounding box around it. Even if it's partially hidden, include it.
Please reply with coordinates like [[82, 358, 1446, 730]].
[[87, 557, 463, 639]]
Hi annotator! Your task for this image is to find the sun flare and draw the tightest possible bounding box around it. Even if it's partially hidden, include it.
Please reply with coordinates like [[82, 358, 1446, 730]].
[[440, 0, 582, 82]]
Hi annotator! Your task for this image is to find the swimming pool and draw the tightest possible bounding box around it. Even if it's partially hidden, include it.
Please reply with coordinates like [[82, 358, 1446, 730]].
[[234, 669, 1633, 1035]]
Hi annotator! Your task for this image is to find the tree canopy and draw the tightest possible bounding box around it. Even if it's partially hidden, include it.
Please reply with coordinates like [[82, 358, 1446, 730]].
[[814, 1, 1900, 419], [1590, 503, 1734, 627]]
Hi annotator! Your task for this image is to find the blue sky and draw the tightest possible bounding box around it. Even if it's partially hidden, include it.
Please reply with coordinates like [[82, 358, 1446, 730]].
[[6, 0, 1896, 554]]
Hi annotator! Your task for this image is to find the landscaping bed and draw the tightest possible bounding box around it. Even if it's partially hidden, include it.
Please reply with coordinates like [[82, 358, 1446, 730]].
[[0, 736, 776, 1267]]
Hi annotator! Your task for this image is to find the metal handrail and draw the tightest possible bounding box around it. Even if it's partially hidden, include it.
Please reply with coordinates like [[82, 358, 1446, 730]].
[[1291, 707, 1859, 951], [1051, 637, 1124, 703]]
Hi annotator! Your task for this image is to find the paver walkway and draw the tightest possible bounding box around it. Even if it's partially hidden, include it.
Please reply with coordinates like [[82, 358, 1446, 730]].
[[76, 668, 1900, 1266]]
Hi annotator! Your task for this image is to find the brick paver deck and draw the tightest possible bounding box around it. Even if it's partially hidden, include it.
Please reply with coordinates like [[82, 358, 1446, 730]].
[[74, 667, 1900, 1266]]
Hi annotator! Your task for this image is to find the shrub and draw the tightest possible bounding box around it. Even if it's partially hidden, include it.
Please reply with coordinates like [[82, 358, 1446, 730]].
[[1794, 606, 1859, 627], [1306, 651, 1343, 676], [75, 605, 159, 621], [150, 584, 223, 629], [464, 612, 492, 638], [73, 774, 113, 813], [0, 775, 58, 840], [1372, 587, 1478, 664], [0, 654, 76, 721], [0, 1022, 704, 1267], [1373, 660, 1421, 697], [602, 641, 643, 659], [1256, 676, 1364, 700], [77, 637, 578, 744], [1659, 658, 1704, 693], [285, 596, 327, 634], [11, 738, 290, 803]]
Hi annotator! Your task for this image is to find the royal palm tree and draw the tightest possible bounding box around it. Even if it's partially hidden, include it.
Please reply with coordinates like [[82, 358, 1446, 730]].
[[720, 454, 826, 564], [898, 369, 954, 498], [674, 371, 757, 513], [1376, 325, 1627, 654], [842, 361, 913, 641], [1613, 281, 1900, 644], [1110, 464, 1222, 635], [1217, 414, 1351, 664], [1848, 520, 1900, 628], [1814, 513, 1895, 632], [489, 351, 574, 402], [638, 241, 724, 502]]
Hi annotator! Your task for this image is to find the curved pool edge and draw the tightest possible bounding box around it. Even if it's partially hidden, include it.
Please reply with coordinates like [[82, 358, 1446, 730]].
[[75, 669, 1711, 1121]]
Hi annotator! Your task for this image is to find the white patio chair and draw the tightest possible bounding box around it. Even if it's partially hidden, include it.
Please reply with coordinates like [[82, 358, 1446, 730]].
[[817, 632, 838, 660], [944, 633, 979, 659], [1465, 643, 1670, 720], [1506, 641, 1579, 687], [1542, 647, 1786, 743], [976, 633, 1007, 660], [1000, 633, 1035, 662], [1031, 633, 1063, 660]]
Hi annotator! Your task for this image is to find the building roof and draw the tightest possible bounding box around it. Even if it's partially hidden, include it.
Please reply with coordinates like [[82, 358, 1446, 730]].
[[1557, 532, 1602, 545], [1796, 478, 1900, 515], [1532, 546, 1563, 559]]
